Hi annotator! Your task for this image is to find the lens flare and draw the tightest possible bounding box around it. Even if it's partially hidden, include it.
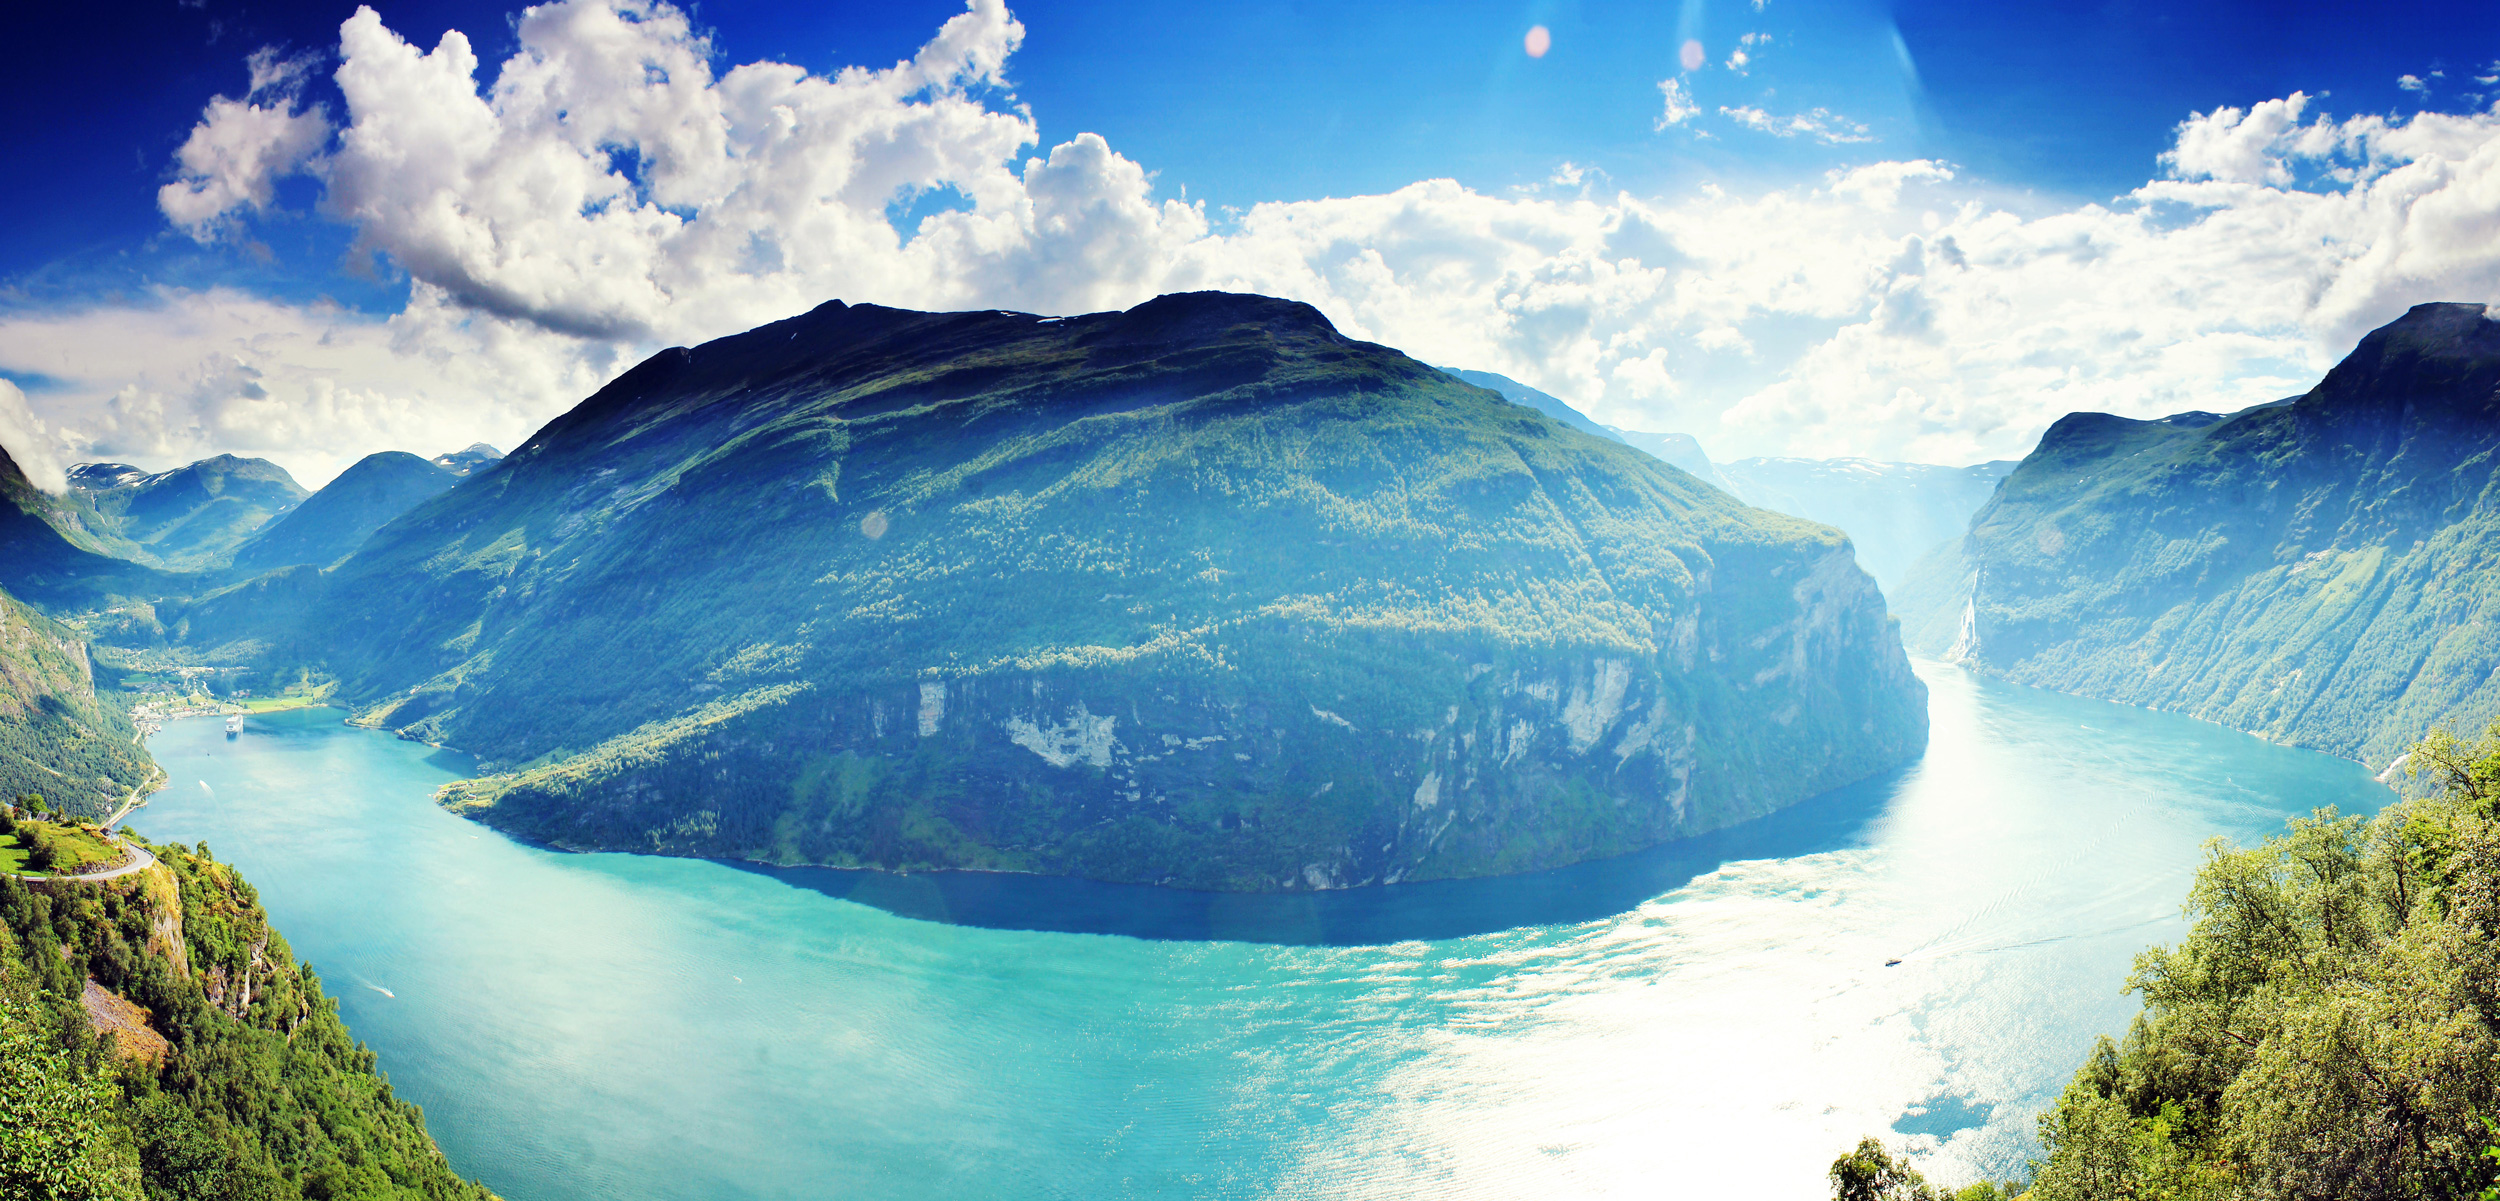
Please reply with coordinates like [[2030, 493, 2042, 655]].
[[1524, 26, 1551, 58], [1680, 39, 1704, 72]]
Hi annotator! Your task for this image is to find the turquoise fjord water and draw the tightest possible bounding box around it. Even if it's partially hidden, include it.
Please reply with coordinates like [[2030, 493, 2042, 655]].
[[134, 662, 2386, 1200]]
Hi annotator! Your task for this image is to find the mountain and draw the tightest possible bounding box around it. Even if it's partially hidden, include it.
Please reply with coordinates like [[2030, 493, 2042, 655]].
[[220, 291, 1926, 891], [1902, 301, 2500, 767], [1715, 458, 2016, 594], [1436, 367, 1628, 446], [0, 444, 180, 608], [431, 443, 505, 477], [1609, 428, 1736, 492], [232, 451, 457, 572], [1435, 367, 1740, 493], [66, 462, 150, 490], [67, 454, 310, 569], [0, 583, 155, 820]]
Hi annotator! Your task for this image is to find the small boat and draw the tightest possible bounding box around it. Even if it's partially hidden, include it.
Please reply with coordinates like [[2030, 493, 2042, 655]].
[[224, 715, 244, 737], [1884, 958, 1903, 967]]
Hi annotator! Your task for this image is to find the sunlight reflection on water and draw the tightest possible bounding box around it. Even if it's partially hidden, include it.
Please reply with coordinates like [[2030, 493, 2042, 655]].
[[135, 662, 2384, 1199]]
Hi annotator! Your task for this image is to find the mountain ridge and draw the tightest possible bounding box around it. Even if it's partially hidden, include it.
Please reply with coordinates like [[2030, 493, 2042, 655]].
[[207, 290, 1927, 891], [1902, 300, 2500, 766], [232, 451, 457, 573]]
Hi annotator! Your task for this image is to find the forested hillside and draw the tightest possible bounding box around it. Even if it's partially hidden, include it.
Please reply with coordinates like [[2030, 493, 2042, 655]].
[[0, 839, 495, 1199], [2022, 723, 2500, 1198], [232, 452, 458, 573], [0, 587, 153, 822], [0, 448, 181, 609]]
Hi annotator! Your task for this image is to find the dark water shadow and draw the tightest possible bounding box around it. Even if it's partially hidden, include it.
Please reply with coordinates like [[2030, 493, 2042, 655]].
[[728, 763, 1913, 946]]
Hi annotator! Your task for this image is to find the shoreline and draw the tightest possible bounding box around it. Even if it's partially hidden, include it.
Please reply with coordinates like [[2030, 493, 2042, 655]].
[[116, 704, 335, 830]]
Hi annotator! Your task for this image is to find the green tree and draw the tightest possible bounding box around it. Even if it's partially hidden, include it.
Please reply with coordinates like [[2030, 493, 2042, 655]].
[[2021, 719, 2500, 1200], [0, 938, 141, 1200], [1830, 1137, 1938, 1201]]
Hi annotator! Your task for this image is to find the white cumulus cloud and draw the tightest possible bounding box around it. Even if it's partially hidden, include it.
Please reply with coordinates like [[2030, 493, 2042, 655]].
[[0, 381, 65, 492], [1656, 79, 1700, 130], [0, 0, 2495, 490], [158, 48, 333, 242]]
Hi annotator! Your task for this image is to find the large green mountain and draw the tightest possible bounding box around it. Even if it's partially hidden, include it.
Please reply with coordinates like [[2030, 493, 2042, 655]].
[[232, 451, 457, 573], [219, 291, 1924, 890], [67, 454, 309, 570], [1903, 301, 2500, 768]]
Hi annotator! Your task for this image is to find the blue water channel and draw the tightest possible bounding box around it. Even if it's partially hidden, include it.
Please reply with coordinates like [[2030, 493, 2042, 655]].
[[132, 662, 2389, 1199]]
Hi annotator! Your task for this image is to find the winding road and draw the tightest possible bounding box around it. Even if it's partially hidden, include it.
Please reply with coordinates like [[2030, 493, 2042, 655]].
[[11, 837, 156, 884]]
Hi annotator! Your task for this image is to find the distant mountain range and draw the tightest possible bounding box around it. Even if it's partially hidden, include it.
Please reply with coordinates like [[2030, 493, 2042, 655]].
[[1900, 302, 2500, 767], [1714, 458, 2016, 594], [65, 454, 309, 570], [169, 292, 1926, 890], [232, 451, 460, 573], [1432, 367, 2013, 597], [0, 444, 502, 605]]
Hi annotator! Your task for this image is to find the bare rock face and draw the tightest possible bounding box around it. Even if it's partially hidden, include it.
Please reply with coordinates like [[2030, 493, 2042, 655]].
[[247, 291, 1929, 890]]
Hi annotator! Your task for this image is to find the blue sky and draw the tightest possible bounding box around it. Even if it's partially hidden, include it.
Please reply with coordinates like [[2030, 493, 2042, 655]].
[[4, 0, 2498, 484]]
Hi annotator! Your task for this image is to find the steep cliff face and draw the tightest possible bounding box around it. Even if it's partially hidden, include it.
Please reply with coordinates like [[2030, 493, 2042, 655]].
[[445, 541, 1916, 889], [0, 585, 154, 820], [1909, 302, 2500, 767], [269, 291, 1922, 889]]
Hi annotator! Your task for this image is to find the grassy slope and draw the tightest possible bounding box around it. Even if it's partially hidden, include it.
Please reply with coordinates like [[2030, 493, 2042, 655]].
[[213, 292, 1927, 888], [9, 821, 122, 873], [1922, 302, 2500, 766]]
